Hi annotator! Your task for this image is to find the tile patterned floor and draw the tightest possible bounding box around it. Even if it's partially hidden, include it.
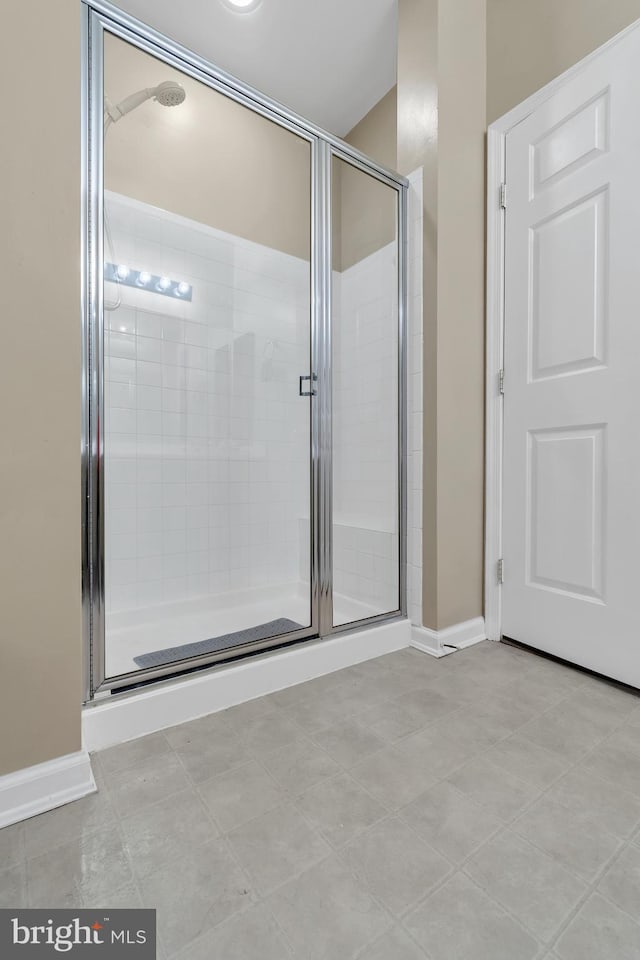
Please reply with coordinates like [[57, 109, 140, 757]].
[[2, 640, 640, 959]]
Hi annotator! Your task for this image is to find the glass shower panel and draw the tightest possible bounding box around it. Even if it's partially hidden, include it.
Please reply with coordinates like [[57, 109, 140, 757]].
[[102, 33, 313, 677], [331, 156, 400, 626]]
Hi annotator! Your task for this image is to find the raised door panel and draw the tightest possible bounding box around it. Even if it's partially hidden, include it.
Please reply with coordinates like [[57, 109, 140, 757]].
[[527, 426, 606, 601], [530, 190, 608, 381]]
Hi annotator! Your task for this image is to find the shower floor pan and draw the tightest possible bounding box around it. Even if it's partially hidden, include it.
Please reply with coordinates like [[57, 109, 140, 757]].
[[105, 583, 378, 678]]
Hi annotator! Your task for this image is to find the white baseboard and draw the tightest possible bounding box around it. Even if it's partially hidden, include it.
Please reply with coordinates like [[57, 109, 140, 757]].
[[411, 625, 451, 657], [0, 751, 96, 829], [411, 616, 486, 658], [83, 618, 411, 752]]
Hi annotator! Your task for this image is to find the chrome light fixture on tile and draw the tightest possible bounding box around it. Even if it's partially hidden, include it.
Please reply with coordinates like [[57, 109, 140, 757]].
[[104, 262, 193, 301]]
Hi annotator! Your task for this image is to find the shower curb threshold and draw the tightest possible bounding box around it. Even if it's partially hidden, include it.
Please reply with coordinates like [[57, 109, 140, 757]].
[[82, 617, 411, 753]]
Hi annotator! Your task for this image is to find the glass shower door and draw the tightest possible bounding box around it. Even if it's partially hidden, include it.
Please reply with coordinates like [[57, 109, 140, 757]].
[[99, 30, 316, 684], [331, 154, 402, 627]]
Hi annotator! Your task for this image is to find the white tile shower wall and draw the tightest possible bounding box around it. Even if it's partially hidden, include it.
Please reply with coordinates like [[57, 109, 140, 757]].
[[332, 242, 399, 613], [406, 169, 423, 626], [333, 523, 398, 611], [333, 247, 398, 531], [104, 191, 311, 618]]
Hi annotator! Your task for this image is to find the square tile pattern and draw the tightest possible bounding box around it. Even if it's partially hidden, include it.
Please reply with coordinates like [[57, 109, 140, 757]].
[[3, 641, 640, 959]]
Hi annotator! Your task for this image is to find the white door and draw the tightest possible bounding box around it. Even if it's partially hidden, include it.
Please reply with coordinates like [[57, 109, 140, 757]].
[[502, 26, 640, 687]]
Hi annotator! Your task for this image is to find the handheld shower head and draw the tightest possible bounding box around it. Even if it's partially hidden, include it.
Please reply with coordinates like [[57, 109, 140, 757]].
[[153, 81, 186, 107], [104, 80, 186, 126]]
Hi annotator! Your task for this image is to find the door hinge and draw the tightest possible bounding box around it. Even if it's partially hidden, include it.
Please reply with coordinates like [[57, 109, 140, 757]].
[[499, 182, 507, 209], [497, 558, 504, 584], [499, 369, 505, 395]]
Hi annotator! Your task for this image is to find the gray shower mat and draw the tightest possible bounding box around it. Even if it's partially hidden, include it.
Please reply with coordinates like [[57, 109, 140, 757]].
[[133, 618, 304, 669]]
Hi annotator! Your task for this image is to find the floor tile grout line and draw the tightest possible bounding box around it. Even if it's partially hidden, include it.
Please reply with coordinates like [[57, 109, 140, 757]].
[[157, 829, 272, 959], [163, 896, 281, 960], [383, 734, 639, 953], [250, 900, 299, 960], [103, 744, 206, 822], [436, 737, 625, 889], [542, 843, 629, 954], [417, 809, 627, 959], [188, 733, 344, 838], [542, 840, 640, 955], [185, 737, 353, 910], [458, 781, 640, 951], [226, 839, 397, 952], [388, 826, 546, 948], [19, 801, 126, 870], [176, 710, 349, 837], [271, 658, 485, 735], [185, 714, 406, 956], [458, 858, 590, 950], [420, 669, 638, 802], [395, 775, 508, 851], [294, 796, 393, 857], [266, 738, 411, 883], [113, 761, 222, 832], [116, 815, 159, 942], [255, 734, 345, 795], [332, 660, 640, 950], [351, 921, 432, 960], [189, 766, 258, 837], [284, 657, 607, 777], [400, 867, 546, 957], [101, 741, 262, 959], [297, 757, 549, 955], [162, 744, 246, 841], [585, 877, 640, 931], [90, 728, 176, 779]]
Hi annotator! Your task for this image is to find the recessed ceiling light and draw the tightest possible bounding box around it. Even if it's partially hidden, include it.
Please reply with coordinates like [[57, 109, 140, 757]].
[[222, 0, 263, 12]]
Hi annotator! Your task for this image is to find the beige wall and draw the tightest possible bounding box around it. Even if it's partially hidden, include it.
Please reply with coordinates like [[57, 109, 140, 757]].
[[0, 0, 81, 775], [345, 86, 397, 170], [398, 0, 486, 630], [332, 87, 397, 272], [437, 0, 486, 628], [488, 0, 640, 121], [105, 33, 311, 261]]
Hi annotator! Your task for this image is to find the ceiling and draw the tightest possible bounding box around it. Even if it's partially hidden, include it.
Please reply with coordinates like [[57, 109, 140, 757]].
[[110, 0, 397, 136]]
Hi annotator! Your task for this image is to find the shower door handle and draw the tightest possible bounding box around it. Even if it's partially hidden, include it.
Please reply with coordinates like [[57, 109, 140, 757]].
[[299, 374, 317, 397]]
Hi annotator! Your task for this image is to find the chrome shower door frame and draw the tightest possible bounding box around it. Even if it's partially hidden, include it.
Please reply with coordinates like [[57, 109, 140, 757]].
[[82, 0, 408, 701], [324, 146, 408, 638]]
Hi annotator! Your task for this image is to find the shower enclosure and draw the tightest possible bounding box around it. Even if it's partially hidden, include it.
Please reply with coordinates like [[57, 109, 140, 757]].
[[82, 0, 407, 700]]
